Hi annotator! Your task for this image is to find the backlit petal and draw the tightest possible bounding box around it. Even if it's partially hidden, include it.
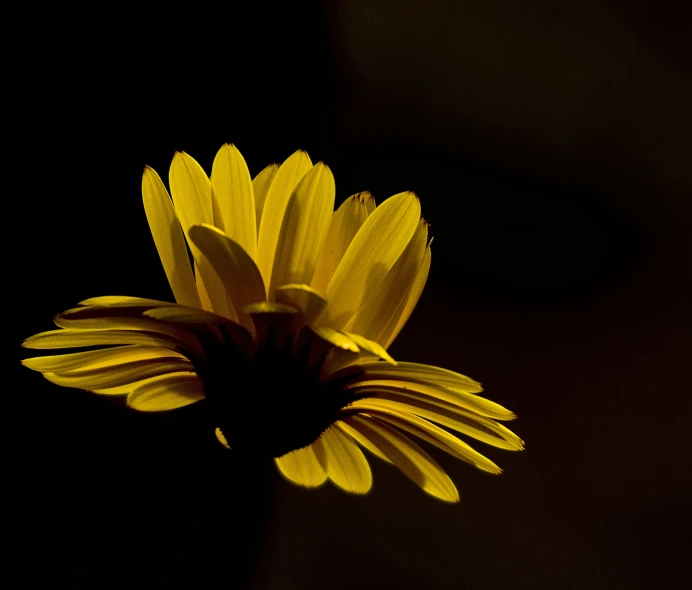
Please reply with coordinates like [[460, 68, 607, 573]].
[[127, 373, 205, 411], [323, 192, 421, 330], [383, 242, 432, 349], [311, 192, 374, 294], [142, 167, 201, 308], [275, 444, 327, 488], [343, 332, 396, 365], [78, 296, 173, 308], [43, 359, 194, 391], [343, 415, 459, 502], [348, 391, 523, 450], [344, 378, 513, 421], [22, 346, 185, 372], [215, 427, 231, 449], [335, 420, 392, 464], [347, 401, 502, 474], [270, 163, 335, 297], [313, 327, 360, 353], [313, 426, 372, 494], [252, 163, 279, 230], [349, 218, 427, 344], [188, 224, 266, 332], [211, 144, 257, 260], [256, 150, 312, 289], [22, 329, 201, 357], [169, 152, 233, 318]]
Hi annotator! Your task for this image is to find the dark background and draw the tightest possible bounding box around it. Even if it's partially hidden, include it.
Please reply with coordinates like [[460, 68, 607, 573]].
[[11, 2, 691, 588]]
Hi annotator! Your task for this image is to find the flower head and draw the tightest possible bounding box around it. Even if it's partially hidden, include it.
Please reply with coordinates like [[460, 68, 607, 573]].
[[22, 145, 522, 502]]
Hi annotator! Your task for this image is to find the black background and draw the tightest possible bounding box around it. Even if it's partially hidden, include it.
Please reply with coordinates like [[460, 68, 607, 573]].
[[11, 2, 691, 588]]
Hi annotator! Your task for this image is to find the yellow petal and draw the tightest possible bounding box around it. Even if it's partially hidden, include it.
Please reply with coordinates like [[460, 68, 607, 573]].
[[188, 224, 266, 332], [256, 150, 312, 289], [78, 296, 174, 308], [343, 415, 459, 502], [22, 345, 185, 372], [252, 163, 279, 230], [211, 144, 257, 260], [349, 218, 427, 344], [43, 359, 194, 390], [143, 305, 231, 324], [127, 373, 204, 411], [274, 444, 327, 488], [275, 284, 327, 325], [53, 311, 205, 356], [339, 361, 483, 393], [335, 420, 392, 464], [344, 378, 513, 421], [142, 167, 201, 308], [313, 327, 360, 353], [347, 402, 502, 474], [90, 371, 194, 395], [215, 427, 231, 449], [346, 395, 523, 450], [313, 426, 372, 494], [269, 163, 335, 296], [343, 332, 396, 365], [312, 192, 374, 294], [323, 192, 421, 330], [22, 329, 201, 356], [383, 242, 431, 349], [169, 151, 233, 318]]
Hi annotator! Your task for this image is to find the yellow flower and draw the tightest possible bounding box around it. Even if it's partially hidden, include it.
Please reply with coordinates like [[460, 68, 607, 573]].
[[22, 145, 523, 502]]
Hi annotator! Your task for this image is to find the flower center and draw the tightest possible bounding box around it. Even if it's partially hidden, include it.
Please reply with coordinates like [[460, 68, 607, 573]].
[[196, 326, 355, 458]]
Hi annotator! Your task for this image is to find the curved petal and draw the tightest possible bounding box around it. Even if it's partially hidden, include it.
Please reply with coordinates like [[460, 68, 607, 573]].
[[127, 373, 205, 411], [252, 163, 280, 230], [337, 361, 483, 393], [53, 310, 206, 356], [169, 151, 234, 318], [348, 218, 427, 344], [22, 329, 203, 357], [344, 378, 513, 421], [211, 144, 257, 260], [313, 327, 360, 353], [256, 150, 312, 289], [42, 359, 194, 391], [343, 332, 396, 365], [346, 401, 502, 474], [335, 420, 392, 464], [383, 242, 431, 349], [311, 192, 374, 294], [351, 392, 523, 450], [215, 427, 231, 449], [274, 444, 327, 488], [22, 345, 186, 372], [142, 166, 201, 308], [78, 296, 174, 308], [270, 163, 335, 297], [323, 192, 421, 330], [342, 415, 459, 502], [313, 426, 372, 494], [188, 224, 266, 332]]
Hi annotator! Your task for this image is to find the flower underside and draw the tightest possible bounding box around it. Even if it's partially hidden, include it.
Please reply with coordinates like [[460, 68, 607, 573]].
[[23, 145, 523, 502]]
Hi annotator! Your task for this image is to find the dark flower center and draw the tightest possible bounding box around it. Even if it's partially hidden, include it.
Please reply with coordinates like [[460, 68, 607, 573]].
[[196, 325, 356, 458]]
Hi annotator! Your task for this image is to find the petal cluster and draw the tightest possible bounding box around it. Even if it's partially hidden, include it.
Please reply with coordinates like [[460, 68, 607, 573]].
[[22, 145, 522, 502]]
